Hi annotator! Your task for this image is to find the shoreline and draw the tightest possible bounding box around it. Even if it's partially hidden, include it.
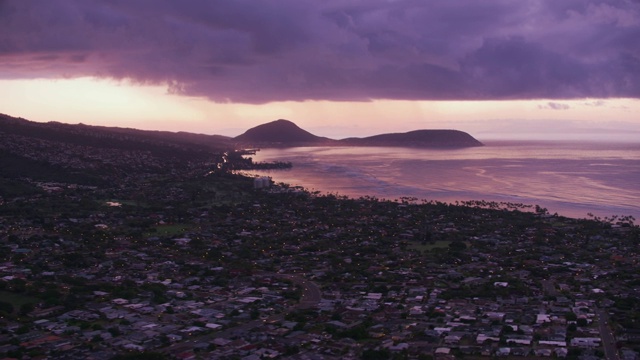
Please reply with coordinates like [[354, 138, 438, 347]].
[[243, 171, 638, 223], [244, 142, 640, 221]]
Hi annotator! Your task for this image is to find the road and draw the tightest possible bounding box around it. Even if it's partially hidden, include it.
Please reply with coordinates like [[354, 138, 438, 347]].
[[541, 280, 619, 360], [275, 273, 322, 309], [597, 308, 620, 360]]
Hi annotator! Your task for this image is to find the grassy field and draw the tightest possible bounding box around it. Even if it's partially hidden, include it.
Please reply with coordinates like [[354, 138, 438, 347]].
[[0, 291, 40, 310]]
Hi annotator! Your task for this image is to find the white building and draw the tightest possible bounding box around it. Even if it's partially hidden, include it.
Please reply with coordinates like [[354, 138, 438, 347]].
[[570, 337, 601, 348], [254, 176, 271, 189]]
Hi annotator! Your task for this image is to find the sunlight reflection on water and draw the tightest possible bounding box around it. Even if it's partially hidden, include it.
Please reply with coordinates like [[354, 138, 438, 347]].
[[249, 141, 640, 219]]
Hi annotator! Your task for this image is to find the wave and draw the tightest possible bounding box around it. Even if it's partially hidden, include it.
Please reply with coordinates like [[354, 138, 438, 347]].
[[250, 143, 640, 219]]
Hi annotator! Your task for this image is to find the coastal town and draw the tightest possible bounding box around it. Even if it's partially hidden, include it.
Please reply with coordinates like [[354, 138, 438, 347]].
[[1, 117, 640, 360], [2, 0, 640, 357]]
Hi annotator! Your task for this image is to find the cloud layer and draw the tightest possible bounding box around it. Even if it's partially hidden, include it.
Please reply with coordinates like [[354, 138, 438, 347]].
[[1, 0, 639, 103]]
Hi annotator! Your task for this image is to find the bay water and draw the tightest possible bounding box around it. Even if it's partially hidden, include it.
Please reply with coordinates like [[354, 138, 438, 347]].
[[248, 141, 640, 220]]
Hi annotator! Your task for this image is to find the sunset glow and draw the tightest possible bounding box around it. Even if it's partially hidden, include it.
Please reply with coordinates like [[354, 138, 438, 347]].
[[1, 0, 639, 140], [1, 77, 638, 141]]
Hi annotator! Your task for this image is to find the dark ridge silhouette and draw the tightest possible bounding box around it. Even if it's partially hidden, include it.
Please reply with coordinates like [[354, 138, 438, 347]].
[[234, 119, 336, 146], [0, 113, 232, 152], [0, 113, 233, 184], [234, 119, 483, 148]]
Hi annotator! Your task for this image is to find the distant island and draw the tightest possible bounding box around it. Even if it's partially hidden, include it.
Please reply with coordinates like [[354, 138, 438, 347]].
[[234, 119, 484, 148]]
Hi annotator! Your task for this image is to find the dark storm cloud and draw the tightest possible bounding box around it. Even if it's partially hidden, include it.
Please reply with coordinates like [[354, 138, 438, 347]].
[[1, 0, 639, 102]]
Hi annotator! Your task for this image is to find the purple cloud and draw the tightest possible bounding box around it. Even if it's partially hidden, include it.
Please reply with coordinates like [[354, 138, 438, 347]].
[[1, 0, 639, 103]]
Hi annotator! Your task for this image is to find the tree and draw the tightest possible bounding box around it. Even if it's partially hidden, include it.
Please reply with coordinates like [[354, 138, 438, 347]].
[[361, 348, 390, 360], [9, 278, 26, 293], [0, 301, 13, 314], [110, 352, 169, 360], [159, 334, 170, 346], [15, 325, 30, 334], [448, 240, 467, 252], [250, 309, 260, 320], [108, 327, 121, 337], [19, 302, 35, 316]]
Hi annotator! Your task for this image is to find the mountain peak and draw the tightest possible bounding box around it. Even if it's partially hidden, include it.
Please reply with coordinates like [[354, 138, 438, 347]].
[[273, 118, 295, 124], [234, 119, 333, 145]]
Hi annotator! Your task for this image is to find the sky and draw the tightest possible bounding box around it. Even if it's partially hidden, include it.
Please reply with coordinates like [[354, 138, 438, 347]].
[[1, 0, 639, 141]]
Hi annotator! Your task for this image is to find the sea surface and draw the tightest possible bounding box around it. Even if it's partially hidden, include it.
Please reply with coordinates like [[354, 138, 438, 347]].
[[248, 141, 640, 220]]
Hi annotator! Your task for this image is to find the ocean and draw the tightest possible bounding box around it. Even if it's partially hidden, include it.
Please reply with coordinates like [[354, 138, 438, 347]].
[[248, 141, 640, 220]]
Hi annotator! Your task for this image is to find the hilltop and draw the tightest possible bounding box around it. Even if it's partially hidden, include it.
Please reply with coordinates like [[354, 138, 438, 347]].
[[234, 119, 336, 147], [234, 119, 483, 148]]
